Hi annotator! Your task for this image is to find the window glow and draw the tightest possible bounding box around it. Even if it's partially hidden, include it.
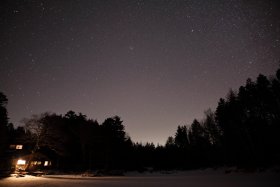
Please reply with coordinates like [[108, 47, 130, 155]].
[[44, 161, 48, 166], [17, 159, 26, 165], [16, 145, 23, 149]]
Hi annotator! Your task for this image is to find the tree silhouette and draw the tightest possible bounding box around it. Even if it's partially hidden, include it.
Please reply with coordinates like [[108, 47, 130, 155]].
[[101, 116, 129, 169], [165, 136, 175, 148], [3, 67, 280, 172], [202, 109, 220, 145], [0, 92, 9, 173], [174, 126, 189, 149], [189, 119, 208, 147], [0, 92, 8, 142], [213, 68, 280, 167], [0, 92, 8, 127], [63, 111, 99, 169]]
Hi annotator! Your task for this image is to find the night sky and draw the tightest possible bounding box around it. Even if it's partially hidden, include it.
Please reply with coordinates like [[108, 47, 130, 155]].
[[1, 0, 279, 144]]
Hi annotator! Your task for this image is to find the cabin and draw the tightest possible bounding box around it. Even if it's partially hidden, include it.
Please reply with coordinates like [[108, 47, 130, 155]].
[[9, 144, 53, 174]]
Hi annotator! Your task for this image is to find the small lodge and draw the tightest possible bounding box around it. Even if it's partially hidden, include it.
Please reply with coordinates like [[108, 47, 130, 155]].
[[8, 144, 53, 174]]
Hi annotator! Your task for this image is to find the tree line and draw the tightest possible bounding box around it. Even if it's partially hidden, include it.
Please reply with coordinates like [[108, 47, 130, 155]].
[[1, 67, 280, 172], [162, 67, 280, 169]]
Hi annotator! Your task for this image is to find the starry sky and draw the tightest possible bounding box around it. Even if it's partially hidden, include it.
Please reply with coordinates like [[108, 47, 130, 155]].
[[1, 0, 280, 145]]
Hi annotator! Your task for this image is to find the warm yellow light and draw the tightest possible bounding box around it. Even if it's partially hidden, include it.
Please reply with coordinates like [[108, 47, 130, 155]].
[[17, 159, 26, 165], [16, 145, 23, 149]]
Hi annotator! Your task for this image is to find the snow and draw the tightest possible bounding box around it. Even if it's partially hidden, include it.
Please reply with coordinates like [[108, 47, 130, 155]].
[[0, 170, 279, 187]]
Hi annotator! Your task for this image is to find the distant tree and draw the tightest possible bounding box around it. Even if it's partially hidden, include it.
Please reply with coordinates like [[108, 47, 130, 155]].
[[165, 136, 175, 148], [102, 116, 125, 141], [202, 109, 220, 145], [0, 93, 8, 138], [189, 119, 210, 147], [0, 92, 9, 172], [173, 125, 190, 169], [215, 89, 247, 165], [101, 116, 128, 169], [0, 92, 8, 126], [271, 68, 280, 123], [200, 109, 223, 165], [64, 110, 78, 120], [0, 92, 8, 144], [64, 111, 100, 169], [174, 125, 189, 149], [188, 119, 211, 166]]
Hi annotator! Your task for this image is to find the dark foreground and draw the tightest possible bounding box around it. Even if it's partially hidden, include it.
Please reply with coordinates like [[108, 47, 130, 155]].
[[0, 171, 280, 187]]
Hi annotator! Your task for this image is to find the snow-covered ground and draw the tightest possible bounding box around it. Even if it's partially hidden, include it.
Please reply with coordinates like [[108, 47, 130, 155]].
[[0, 170, 279, 187]]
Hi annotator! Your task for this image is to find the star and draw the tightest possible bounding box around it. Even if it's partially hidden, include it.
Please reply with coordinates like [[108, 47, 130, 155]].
[[129, 46, 134, 51]]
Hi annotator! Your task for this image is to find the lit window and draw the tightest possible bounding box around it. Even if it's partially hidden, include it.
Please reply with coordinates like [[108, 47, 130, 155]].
[[44, 161, 48, 166], [16, 145, 23, 149], [17, 159, 26, 165]]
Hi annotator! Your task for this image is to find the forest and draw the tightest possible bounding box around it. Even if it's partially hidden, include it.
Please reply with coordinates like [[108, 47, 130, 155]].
[[1, 67, 280, 173]]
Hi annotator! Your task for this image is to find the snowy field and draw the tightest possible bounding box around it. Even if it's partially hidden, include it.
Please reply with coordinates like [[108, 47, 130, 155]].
[[0, 170, 280, 187]]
